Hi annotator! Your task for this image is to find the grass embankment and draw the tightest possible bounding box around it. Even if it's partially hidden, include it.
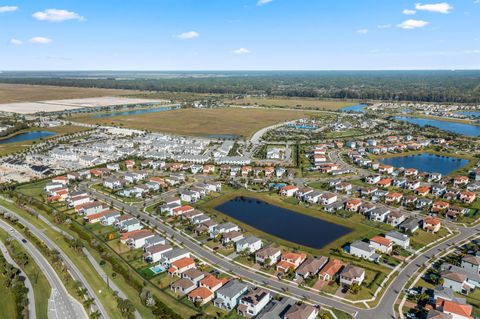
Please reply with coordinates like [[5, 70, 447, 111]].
[[0, 229, 51, 319], [198, 189, 382, 256], [227, 97, 359, 111], [75, 107, 313, 138], [0, 253, 18, 319], [0, 125, 90, 156]]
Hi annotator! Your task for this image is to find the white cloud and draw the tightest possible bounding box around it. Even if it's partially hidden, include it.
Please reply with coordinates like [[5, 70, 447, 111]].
[[176, 31, 199, 39], [0, 5, 18, 13], [32, 9, 85, 22], [356, 29, 368, 34], [397, 19, 429, 29], [9, 38, 23, 45], [474, 0, 480, 4], [257, 0, 273, 6], [29, 37, 53, 44], [415, 2, 453, 14], [233, 48, 251, 55], [377, 24, 392, 29], [403, 9, 417, 15], [464, 49, 480, 54]]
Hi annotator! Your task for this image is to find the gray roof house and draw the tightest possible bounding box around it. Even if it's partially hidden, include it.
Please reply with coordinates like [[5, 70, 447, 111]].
[[213, 280, 249, 310], [295, 256, 329, 279], [349, 241, 380, 262]]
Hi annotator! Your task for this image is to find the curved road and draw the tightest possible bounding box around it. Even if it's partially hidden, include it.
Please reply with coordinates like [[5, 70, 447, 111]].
[[0, 204, 109, 319], [0, 219, 86, 319]]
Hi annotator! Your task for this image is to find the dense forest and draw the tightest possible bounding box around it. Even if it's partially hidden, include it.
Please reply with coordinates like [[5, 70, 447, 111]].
[[1, 70, 480, 103]]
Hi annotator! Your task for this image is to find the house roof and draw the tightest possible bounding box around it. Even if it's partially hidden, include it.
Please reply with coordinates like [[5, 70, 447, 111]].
[[240, 288, 269, 305], [425, 216, 441, 225], [284, 303, 317, 319], [440, 298, 473, 318], [171, 278, 195, 290], [462, 255, 480, 266], [199, 275, 228, 289], [296, 256, 328, 277], [319, 259, 343, 277], [442, 270, 467, 283], [256, 246, 281, 258], [426, 309, 451, 319], [370, 236, 392, 247], [171, 257, 195, 269], [188, 287, 213, 300], [215, 280, 248, 299], [340, 264, 365, 279]]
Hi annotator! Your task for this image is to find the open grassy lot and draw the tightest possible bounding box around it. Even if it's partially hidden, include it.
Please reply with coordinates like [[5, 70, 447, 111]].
[[0, 252, 19, 319], [227, 97, 359, 110], [0, 125, 90, 156], [76, 107, 313, 138], [198, 189, 383, 256], [0, 83, 138, 104], [0, 229, 51, 319]]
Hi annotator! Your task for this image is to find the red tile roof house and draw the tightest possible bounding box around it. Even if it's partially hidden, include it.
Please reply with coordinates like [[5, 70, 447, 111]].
[[423, 216, 442, 233], [199, 275, 229, 293], [188, 287, 214, 306], [276, 252, 307, 273], [370, 236, 393, 254], [378, 164, 394, 174], [431, 201, 450, 213], [377, 178, 393, 188], [52, 175, 69, 185], [125, 159, 135, 169], [172, 205, 194, 217], [459, 190, 476, 204], [203, 165, 215, 174], [385, 192, 403, 204], [345, 199, 362, 212], [318, 259, 343, 281], [280, 185, 299, 197], [454, 175, 469, 187], [168, 257, 196, 277], [404, 168, 418, 177], [435, 298, 474, 319], [415, 186, 431, 197], [120, 229, 153, 246]]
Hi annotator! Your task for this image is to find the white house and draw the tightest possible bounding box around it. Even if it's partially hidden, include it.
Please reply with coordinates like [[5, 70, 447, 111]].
[[236, 236, 263, 254]]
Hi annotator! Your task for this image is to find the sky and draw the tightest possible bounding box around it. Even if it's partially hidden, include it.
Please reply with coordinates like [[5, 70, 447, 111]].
[[0, 0, 479, 70]]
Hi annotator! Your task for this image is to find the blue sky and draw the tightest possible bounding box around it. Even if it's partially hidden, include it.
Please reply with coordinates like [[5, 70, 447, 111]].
[[0, 0, 479, 70]]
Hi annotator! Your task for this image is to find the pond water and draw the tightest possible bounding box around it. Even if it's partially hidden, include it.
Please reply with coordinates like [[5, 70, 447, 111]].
[[0, 130, 57, 144], [91, 106, 178, 118], [379, 153, 468, 175], [459, 111, 480, 118], [393, 116, 480, 137], [214, 196, 351, 249], [340, 103, 369, 113]]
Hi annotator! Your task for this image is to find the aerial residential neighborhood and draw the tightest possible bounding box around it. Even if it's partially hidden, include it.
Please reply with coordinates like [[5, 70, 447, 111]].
[[1, 1, 479, 319]]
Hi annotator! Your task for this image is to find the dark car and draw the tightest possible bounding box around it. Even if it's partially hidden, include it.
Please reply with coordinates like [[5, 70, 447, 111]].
[[21, 239, 27, 243]]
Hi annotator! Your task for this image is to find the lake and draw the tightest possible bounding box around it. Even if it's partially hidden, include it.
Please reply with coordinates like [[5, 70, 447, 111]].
[[340, 103, 369, 113], [459, 111, 480, 118], [91, 106, 178, 118], [0, 130, 57, 145], [214, 196, 351, 249], [393, 116, 480, 137], [379, 153, 468, 175]]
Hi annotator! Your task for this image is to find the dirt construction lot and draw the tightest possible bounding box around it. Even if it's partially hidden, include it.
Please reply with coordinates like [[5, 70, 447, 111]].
[[78, 107, 313, 138], [0, 83, 137, 104]]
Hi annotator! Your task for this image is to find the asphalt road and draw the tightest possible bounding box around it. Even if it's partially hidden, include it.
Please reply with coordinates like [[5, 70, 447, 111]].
[[0, 219, 86, 319], [0, 203, 109, 319]]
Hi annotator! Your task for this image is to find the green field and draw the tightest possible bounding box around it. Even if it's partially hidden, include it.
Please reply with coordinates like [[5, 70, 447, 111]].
[[0, 253, 19, 319], [227, 97, 359, 110], [0, 229, 51, 319]]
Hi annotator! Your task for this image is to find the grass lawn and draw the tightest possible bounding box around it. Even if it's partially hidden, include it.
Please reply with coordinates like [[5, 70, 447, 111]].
[[0, 271, 18, 319], [75, 107, 314, 138], [411, 228, 449, 249], [197, 189, 385, 256], [226, 97, 358, 110], [0, 125, 90, 156], [0, 229, 51, 319]]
